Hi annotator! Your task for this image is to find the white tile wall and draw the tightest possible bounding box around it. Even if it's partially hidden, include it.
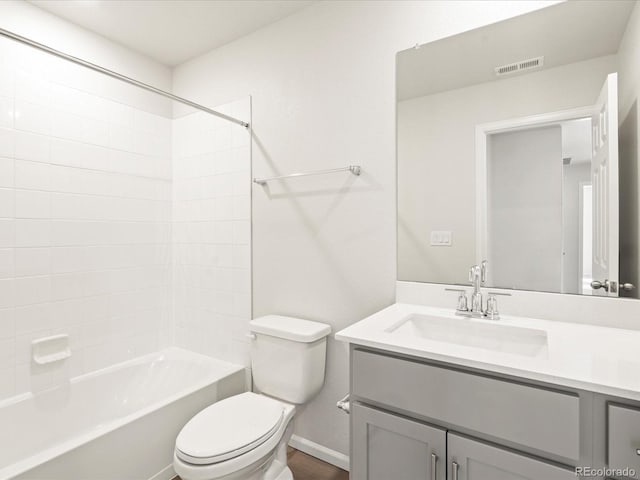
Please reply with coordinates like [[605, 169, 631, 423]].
[[0, 37, 173, 400], [0, 37, 252, 402], [172, 98, 252, 367]]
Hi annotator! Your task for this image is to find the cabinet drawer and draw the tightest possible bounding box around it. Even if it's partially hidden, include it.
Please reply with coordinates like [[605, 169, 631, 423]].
[[352, 348, 580, 461], [608, 404, 640, 479]]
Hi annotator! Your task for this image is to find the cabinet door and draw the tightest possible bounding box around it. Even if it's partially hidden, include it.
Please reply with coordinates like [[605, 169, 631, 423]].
[[352, 403, 446, 480], [609, 404, 640, 479], [447, 433, 576, 480]]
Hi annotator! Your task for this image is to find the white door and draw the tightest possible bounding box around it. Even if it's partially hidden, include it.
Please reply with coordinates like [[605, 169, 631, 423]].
[[590, 73, 619, 297]]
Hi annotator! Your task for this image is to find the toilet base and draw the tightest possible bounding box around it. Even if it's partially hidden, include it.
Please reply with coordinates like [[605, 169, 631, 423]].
[[272, 465, 293, 480], [261, 459, 293, 480], [175, 456, 293, 480]]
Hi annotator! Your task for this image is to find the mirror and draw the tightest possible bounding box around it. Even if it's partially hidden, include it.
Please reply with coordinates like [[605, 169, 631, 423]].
[[396, 0, 640, 299]]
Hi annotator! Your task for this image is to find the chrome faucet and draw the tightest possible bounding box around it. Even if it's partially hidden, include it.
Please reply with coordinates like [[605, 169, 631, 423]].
[[469, 261, 487, 316], [446, 261, 510, 320]]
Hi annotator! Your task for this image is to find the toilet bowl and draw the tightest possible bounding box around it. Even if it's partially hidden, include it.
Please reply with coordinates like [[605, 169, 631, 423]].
[[174, 316, 331, 480], [174, 393, 296, 480]]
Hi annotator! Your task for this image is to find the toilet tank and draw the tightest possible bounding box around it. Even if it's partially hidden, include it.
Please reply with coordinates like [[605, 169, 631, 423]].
[[249, 316, 331, 404]]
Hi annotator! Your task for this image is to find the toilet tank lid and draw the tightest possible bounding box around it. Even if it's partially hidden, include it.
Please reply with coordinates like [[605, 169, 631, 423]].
[[250, 315, 331, 343]]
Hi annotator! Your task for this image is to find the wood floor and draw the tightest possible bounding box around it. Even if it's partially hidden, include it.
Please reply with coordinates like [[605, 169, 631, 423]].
[[174, 447, 349, 480], [287, 447, 349, 480]]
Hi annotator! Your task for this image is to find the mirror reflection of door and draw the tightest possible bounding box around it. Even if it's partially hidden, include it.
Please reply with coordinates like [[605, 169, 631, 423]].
[[482, 74, 620, 296], [590, 73, 619, 297]]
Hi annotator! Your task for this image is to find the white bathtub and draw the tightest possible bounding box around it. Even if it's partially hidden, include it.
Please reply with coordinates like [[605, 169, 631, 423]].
[[0, 347, 246, 480]]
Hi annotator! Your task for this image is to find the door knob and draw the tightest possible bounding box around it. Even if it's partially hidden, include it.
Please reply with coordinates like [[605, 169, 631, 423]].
[[590, 279, 610, 291], [621, 283, 636, 292]]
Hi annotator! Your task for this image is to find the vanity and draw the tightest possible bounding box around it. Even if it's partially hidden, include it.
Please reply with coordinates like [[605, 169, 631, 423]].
[[337, 2, 640, 479], [337, 302, 640, 480]]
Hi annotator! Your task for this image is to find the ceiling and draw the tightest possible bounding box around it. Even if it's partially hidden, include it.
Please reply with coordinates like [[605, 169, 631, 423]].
[[28, 0, 315, 66], [397, 0, 635, 101]]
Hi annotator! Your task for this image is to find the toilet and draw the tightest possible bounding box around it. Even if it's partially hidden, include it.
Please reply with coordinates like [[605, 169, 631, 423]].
[[173, 315, 332, 480]]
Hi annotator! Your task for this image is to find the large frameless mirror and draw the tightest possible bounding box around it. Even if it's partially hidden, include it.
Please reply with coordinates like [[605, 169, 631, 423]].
[[396, 0, 640, 298]]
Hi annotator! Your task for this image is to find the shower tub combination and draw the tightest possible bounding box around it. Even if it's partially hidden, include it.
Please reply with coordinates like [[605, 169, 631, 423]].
[[0, 348, 246, 480]]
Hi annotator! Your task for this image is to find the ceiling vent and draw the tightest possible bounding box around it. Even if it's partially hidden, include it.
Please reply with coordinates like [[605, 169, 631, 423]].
[[495, 56, 544, 77]]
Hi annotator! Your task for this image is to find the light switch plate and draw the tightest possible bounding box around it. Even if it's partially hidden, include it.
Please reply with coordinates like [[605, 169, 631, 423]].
[[430, 230, 452, 246]]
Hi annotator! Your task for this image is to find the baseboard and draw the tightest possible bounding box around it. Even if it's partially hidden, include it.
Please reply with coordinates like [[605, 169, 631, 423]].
[[289, 434, 350, 471], [148, 464, 176, 480]]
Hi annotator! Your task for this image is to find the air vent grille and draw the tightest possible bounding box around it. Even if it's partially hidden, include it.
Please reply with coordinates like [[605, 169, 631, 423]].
[[495, 56, 544, 77]]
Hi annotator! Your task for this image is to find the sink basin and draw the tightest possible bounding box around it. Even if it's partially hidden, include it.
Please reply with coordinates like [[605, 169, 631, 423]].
[[386, 314, 548, 357]]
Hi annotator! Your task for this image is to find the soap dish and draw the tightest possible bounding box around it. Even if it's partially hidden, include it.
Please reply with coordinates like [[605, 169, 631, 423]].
[[32, 334, 72, 365]]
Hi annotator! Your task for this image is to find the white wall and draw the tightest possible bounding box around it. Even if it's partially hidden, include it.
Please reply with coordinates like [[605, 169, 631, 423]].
[[172, 0, 562, 459], [172, 99, 252, 367], [397, 55, 617, 285], [618, 2, 640, 299], [0, 35, 172, 401]]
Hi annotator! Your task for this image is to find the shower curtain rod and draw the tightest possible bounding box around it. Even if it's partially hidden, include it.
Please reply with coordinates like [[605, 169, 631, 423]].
[[0, 27, 250, 129]]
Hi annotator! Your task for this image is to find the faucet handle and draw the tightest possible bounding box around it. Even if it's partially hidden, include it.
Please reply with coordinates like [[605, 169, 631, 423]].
[[456, 291, 468, 312], [485, 291, 511, 319], [445, 288, 469, 313], [485, 293, 500, 320]]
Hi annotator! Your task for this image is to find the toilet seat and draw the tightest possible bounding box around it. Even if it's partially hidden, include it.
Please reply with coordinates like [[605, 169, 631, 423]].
[[176, 392, 285, 465]]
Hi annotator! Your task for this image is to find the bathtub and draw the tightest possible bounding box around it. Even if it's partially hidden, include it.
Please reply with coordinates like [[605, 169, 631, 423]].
[[0, 347, 246, 480]]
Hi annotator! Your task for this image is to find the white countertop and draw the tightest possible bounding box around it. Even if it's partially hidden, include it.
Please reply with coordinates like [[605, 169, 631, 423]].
[[335, 303, 640, 401]]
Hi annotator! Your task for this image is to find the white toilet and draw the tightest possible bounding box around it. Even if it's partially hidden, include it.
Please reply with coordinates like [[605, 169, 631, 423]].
[[173, 315, 331, 480]]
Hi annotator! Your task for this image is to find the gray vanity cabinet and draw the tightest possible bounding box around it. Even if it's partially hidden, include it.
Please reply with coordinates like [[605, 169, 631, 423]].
[[349, 346, 629, 480], [351, 403, 446, 480], [447, 433, 576, 480]]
